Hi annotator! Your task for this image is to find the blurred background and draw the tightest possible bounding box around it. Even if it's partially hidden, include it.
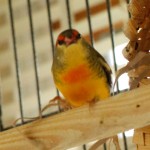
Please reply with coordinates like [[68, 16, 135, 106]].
[[0, 0, 135, 149]]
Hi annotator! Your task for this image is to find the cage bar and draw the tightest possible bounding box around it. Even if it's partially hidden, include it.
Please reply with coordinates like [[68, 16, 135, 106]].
[[27, 0, 42, 115], [0, 76, 3, 130], [85, 0, 94, 46], [66, 0, 72, 29], [8, 0, 24, 124]]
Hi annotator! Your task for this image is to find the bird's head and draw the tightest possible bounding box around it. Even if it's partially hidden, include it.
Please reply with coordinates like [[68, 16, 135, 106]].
[[56, 29, 81, 47]]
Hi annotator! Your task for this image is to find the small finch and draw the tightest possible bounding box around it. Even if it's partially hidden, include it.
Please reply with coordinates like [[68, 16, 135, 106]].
[[51, 29, 112, 108]]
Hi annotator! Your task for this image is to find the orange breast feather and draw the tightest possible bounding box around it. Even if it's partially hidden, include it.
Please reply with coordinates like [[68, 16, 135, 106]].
[[63, 64, 91, 84]]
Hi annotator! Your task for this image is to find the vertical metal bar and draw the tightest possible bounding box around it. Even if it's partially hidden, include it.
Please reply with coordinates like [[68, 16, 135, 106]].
[[83, 145, 86, 150], [85, 0, 94, 46], [105, 0, 119, 91], [125, 0, 130, 4], [105, 0, 128, 149], [46, 0, 59, 97], [123, 132, 128, 150], [46, 0, 55, 57], [66, 0, 72, 29], [8, 0, 24, 124], [0, 75, 3, 130], [27, 0, 42, 115], [103, 143, 107, 150], [125, 0, 131, 18], [105, 0, 117, 73]]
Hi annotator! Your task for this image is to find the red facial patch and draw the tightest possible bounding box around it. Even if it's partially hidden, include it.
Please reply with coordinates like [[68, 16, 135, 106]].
[[72, 29, 79, 37], [56, 34, 65, 46], [58, 35, 64, 41]]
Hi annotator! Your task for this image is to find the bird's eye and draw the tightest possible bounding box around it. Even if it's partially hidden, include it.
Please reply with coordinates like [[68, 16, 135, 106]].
[[76, 33, 81, 39], [58, 40, 64, 45]]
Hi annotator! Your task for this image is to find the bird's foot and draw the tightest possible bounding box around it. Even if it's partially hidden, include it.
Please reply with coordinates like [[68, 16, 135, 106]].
[[41, 96, 72, 114]]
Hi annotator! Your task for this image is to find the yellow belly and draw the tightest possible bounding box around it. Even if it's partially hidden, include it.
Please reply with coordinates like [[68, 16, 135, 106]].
[[58, 78, 109, 107]]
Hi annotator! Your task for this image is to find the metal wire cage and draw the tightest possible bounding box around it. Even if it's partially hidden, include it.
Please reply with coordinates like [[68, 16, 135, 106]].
[[0, 0, 135, 149]]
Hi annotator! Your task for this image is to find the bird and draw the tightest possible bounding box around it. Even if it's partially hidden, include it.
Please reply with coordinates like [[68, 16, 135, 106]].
[[51, 29, 121, 149], [51, 29, 112, 108]]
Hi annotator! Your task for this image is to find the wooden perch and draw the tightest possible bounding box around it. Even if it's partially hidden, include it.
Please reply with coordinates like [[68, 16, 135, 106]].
[[0, 85, 150, 150]]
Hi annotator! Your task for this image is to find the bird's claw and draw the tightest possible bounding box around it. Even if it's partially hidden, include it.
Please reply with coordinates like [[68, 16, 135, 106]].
[[41, 96, 72, 113]]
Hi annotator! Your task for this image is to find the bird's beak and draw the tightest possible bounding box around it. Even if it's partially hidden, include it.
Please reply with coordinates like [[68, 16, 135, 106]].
[[64, 37, 76, 46]]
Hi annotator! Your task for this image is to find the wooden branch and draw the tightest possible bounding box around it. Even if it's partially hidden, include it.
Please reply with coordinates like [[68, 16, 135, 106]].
[[0, 85, 150, 150]]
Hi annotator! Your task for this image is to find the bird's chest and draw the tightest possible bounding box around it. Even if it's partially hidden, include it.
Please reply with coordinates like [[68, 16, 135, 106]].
[[62, 63, 92, 84]]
